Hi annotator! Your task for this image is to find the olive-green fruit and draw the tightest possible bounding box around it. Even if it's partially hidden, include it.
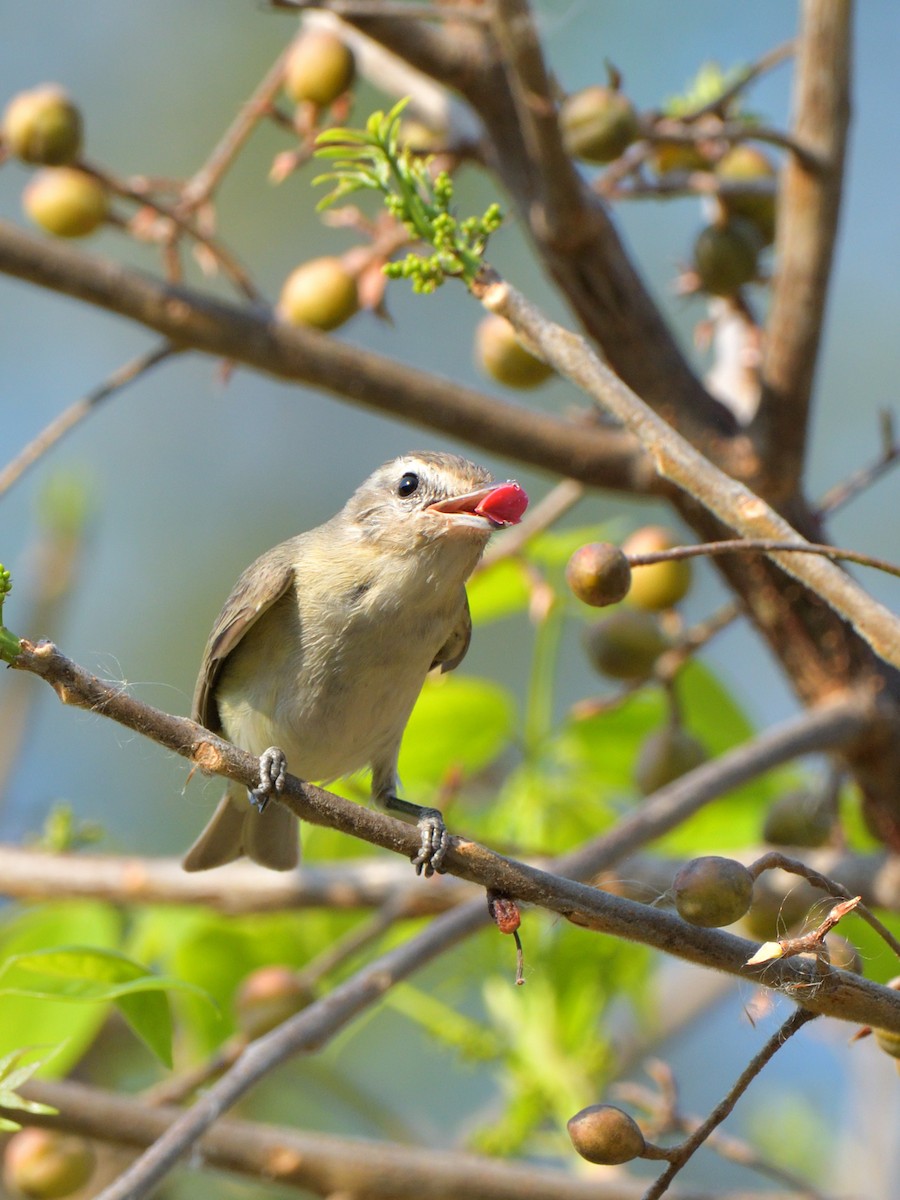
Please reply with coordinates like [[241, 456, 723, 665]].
[[284, 31, 355, 107], [621, 525, 692, 610], [23, 167, 108, 237], [634, 725, 707, 795], [278, 257, 359, 331], [3, 1129, 95, 1200], [235, 965, 312, 1040], [475, 314, 553, 389], [3, 85, 82, 165], [567, 1104, 646, 1165], [560, 86, 641, 164], [584, 609, 670, 680], [762, 788, 835, 848], [741, 877, 818, 941], [652, 138, 708, 177], [673, 855, 753, 928], [693, 217, 761, 295], [566, 542, 632, 607], [716, 144, 777, 244]]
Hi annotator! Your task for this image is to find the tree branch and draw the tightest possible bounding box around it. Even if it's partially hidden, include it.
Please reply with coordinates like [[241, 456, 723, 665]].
[[750, 0, 852, 493], [5, 1076, 730, 1200], [0, 845, 465, 913], [0, 219, 652, 494], [478, 274, 900, 672], [8, 637, 899, 1029]]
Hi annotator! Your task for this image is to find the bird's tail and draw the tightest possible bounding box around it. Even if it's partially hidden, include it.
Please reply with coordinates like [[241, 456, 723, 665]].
[[182, 786, 300, 871]]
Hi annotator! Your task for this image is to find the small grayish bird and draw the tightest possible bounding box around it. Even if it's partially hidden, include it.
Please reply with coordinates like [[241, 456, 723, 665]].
[[183, 451, 528, 877]]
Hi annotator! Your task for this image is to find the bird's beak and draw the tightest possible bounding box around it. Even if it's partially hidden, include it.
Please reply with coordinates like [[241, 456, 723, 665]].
[[427, 481, 528, 528]]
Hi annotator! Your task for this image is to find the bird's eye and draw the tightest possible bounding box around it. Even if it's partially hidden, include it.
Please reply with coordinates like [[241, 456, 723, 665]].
[[397, 471, 420, 498]]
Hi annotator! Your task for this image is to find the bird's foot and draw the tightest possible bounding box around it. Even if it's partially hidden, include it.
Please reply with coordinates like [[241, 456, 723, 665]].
[[381, 795, 451, 876], [250, 746, 287, 813], [413, 807, 450, 877]]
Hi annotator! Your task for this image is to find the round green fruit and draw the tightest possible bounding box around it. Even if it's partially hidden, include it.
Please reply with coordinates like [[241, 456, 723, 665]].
[[284, 31, 355, 107], [566, 542, 632, 607], [3, 85, 82, 165], [235, 965, 312, 1040], [3, 1129, 95, 1200], [475, 314, 553, 389], [693, 217, 761, 295], [634, 725, 707, 795], [716, 144, 777, 244], [584, 609, 670, 680], [762, 788, 835, 848], [567, 1104, 646, 1165], [23, 167, 108, 237], [560, 86, 640, 164], [278, 257, 359, 331], [673, 855, 754, 928], [621, 525, 692, 610]]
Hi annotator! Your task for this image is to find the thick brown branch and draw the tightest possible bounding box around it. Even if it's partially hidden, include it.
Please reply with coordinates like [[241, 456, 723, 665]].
[[750, 0, 852, 493], [0, 220, 652, 493]]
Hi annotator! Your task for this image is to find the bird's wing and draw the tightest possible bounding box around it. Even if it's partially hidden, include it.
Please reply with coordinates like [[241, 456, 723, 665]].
[[192, 543, 297, 730], [431, 591, 472, 674]]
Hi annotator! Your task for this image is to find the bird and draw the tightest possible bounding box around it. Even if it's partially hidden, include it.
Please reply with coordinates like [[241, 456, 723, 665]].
[[182, 451, 528, 877]]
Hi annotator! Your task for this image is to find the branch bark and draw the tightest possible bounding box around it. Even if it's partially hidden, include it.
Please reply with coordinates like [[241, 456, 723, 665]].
[[750, 0, 852, 493], [4, 1076, 754, 1200], [0, 219, 652, 494]]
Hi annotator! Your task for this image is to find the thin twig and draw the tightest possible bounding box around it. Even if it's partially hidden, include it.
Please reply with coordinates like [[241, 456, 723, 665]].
[[749, 850, 900, 962], [642, 1008, 818, 1200], [815, 414, 900, 517], [181, 45, 293, 211], [269, 0, 491, 20], [627, 537, 900, 584], [0, 342, 177, 500]]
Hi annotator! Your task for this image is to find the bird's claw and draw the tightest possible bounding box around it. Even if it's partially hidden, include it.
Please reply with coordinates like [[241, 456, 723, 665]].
[[412, 807, 450, 877], [250, 746, 287, 813]]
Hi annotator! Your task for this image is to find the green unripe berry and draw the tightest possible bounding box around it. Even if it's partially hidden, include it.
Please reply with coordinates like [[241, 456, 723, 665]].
[[475, 314, 553, 389], [717, 144, 777, 245], [693, 218, 761, 295], [673, 855, 754, 928], [278, 257, 359, 331], [566, 542, 632, 608], [3, 1129, 95, 1199], [235, 965, 312, 1040], [567, 1104, 646, 1165], [3, 85, 82, 165], [621, 525, 692, 611], [284, 31, 355, 107], [584, 609, 670, 680], [559, 86, 641, 164], [634, 725, 707, 795], [23, 168, 108, 237]]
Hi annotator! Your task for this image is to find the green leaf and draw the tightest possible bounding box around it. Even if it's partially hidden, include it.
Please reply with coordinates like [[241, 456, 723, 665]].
[[0, 1048, 59, 1130], [0, 946, 215, 1067], [398, 675, 517, 793], [0, 903, 122, 1076]]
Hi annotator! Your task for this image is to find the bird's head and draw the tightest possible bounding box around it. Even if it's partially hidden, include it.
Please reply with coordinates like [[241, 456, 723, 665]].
[[343, 452, 528, 559]]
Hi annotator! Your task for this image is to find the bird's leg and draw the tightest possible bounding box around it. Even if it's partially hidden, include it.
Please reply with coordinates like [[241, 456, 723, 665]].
[[250, 746, 287, 813], [380, 794, 450, 877]]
